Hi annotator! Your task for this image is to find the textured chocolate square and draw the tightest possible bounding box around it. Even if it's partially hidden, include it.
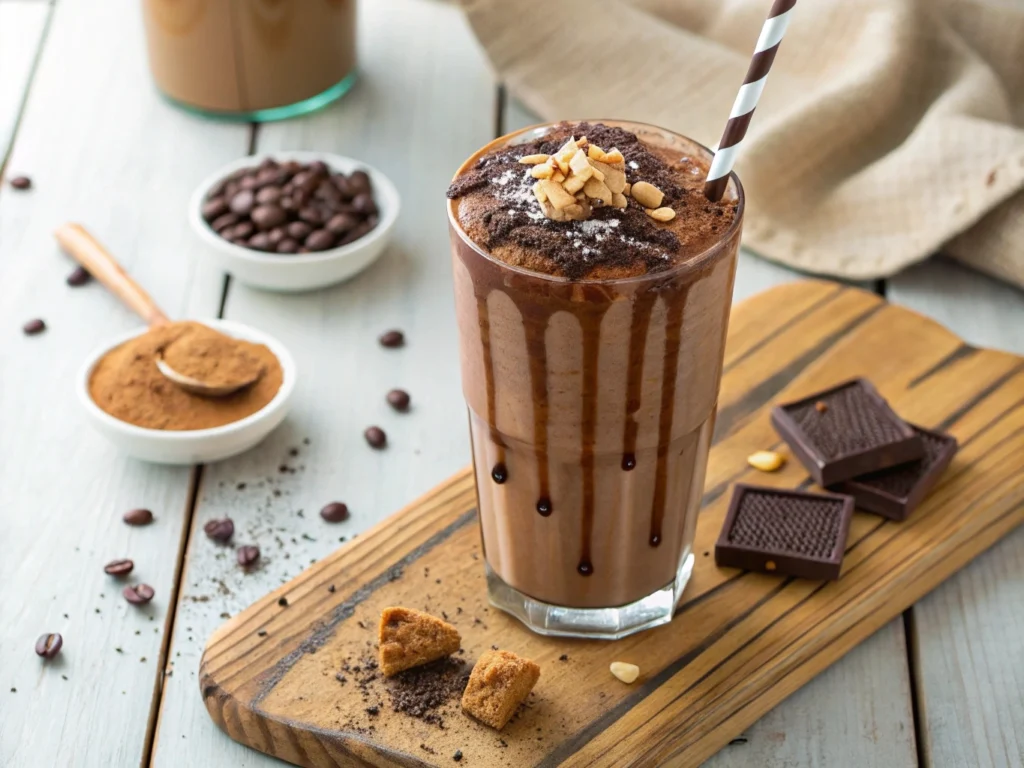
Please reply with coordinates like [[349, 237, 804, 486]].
[[771, 378, 924, 486], [832, 425, 958, 521], [715, 484, 855, 580]]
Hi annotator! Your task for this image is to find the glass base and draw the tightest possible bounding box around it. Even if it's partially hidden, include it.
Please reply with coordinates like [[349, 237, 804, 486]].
[[485, 552, 694, 640], [158, 71, 358, 123]]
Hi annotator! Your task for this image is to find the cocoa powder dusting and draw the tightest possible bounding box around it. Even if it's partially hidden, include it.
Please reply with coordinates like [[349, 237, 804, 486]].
[[88, 321, 282, 430], [161, 323, 266, 389]]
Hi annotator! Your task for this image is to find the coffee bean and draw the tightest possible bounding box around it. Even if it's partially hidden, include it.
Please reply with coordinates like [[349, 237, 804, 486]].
[[309, 160, 330, 176], [211, 212, 240, 233], [298, 207, 324, 225], [256, 167, 282, 187], [320, 502, 350, 523], [305, 229, 336, 252], [364, 426, 387, 449], [352, 193, 377, 216], [237, 545, 260, 568], [123, 584, 155, 604], [267, 227, 286, 246], [204, 518, 234, 543], [325, 213, 358, 236], [229, 189, 255, 216], [378, 329, 404, 348], [35, 633, 62, 659], [123, 508, 154, 526], [286, 221, 312, 240], [276, 238, 300, 254], [315, 180, 341, 203], [248, 232, 272, 251], [338, 222, 372, 246], [238, 174, 260, 191], [256, 186, 281, 205], [9, 175, 32, 190], [280, 195, 295, 211], [251, 204, 287, 231], [332, 175, 354, 200], [104, 558, 134, 576], [66, 266, 91, 287], [453, 750, 463, 762], [201, 197, 229, 222], [386, 389, 411, 412], [230, 221, 255, 240], [22, 318, 45, 336], [349, 170, 372, 195]]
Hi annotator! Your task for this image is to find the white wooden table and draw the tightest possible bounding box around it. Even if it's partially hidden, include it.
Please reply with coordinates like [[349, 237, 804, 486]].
[[0, 1, 1021, 766]]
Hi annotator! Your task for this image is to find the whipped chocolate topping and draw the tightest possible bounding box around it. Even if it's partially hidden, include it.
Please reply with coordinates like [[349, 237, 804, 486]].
[[448, 122, 736, 280]]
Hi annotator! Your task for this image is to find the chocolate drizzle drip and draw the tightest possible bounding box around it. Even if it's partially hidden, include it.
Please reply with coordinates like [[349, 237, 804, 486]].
[[523, 308, 554, 516], [476, 293, 507, 483], [622, 289, 658, 471], [577, 300, 610, 576]]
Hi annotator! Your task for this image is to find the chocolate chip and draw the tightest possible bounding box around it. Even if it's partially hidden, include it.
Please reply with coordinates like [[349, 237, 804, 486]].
[[378, 330, 404, 348], [22, 318, 46, 335], [10, 175, 32, 190], [104, 558, 134, 576], [229, 190, 255, 215], [386, 389, 410, 412], [211, 212, 240, 233], [320, 502, 350, 523], [123, 508, 154, 526], [66, 266, 91, 286], [123, 584, 155, 604], [248, 232, 272, 251], [204, 518, 234, 543], [276, 238, 300, 254], [201, 197, 228, 222], [251, 204, 287, 231], [326, 213, 358, 235], [364, 426, 387, 449], [304, 229, 335, 251], [35, 633, 62, 659], [237, 545, 260, 568], [286, 221, 312, 240]]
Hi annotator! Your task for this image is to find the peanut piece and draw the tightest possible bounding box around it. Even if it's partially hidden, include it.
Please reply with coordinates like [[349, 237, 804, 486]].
[[531, 163, 554, 180], [587, 145, 607, 162], [747, 450, 785, 472], [646, 206, 676, 222], [611, 192, 628, 209], [603, 148, 625, 165], [623, 182, 631, 196], [569, 149, 592, 175], [541, 180, 577, 210], [583, 177, 613, 205], [518, 154, 550, 165], [610, 662, 640, 684], [563, 175, 586, 195], [631, 181, 664, 209], [532, 182, 548, 204]]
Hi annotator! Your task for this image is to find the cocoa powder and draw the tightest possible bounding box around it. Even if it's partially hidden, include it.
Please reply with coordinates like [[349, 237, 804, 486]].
[[88, 321, 282, 430]]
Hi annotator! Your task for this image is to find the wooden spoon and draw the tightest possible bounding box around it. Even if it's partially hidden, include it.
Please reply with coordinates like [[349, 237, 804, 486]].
[[54, 223, 261, 397]]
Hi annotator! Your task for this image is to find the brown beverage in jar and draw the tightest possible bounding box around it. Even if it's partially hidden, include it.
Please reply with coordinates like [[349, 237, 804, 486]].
[[447, 121, 743, 637], [142, 0, 357, 118]]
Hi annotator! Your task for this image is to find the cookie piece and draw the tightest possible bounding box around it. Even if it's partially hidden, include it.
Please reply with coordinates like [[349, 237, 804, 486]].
[[378, 606, 461, 677], [462, 649, 540, 730]]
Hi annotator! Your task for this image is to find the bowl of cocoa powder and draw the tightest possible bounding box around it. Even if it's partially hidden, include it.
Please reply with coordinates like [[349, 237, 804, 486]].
[[78, 319, 296, 464]]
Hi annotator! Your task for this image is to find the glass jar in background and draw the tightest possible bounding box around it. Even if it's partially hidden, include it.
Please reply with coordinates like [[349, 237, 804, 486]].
[[142, 0, 357, 122]]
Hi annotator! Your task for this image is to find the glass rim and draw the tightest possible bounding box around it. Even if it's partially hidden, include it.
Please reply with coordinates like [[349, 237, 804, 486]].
[[447, 119, 745, 287]]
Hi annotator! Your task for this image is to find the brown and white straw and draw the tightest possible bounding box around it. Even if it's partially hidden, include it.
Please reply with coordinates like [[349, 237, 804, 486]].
[[704, 0, 797, 202]]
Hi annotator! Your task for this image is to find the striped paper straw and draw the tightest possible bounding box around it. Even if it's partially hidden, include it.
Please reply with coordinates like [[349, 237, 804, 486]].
[[704, 0, 797, 202]]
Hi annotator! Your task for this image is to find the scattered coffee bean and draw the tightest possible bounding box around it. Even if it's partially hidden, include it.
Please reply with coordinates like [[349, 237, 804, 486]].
[[386, 389, 411, 412], [366, 705, 380, 716], [320, 502, 350, 523], [35, 633, 62, 659], [378, 329, 404, 348], [364, 426, 387, 449], [9, 175, 32, 190], [66, 266, 91, 287], [453, 750, 463, 762], [327, 584, 336, 593], [815, 401, 828, 413], [203, 161, 380, 254], [277, 596, 289, 607], [104, 558, 135, 577], [22, 319, 46, 336], [237, 545, 260, 568], [123, 508, 154, 526], [123, 584, 155, 604], [204, 518, 234, 543]]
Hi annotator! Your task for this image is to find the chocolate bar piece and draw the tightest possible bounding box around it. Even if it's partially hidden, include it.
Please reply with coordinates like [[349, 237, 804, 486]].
[[832, 425, 958, 521], [771, 378, 924, 486], [715, 484, 855, 580]]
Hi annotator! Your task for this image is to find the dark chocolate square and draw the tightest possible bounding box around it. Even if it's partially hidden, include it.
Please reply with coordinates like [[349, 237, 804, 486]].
[[832, 425, 958, 521], [715, 484, 855, 580], [771, 378, 924, 486]]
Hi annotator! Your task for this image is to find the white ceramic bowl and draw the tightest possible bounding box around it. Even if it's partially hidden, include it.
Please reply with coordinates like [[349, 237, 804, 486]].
[[78, 320, 297, 465], [188, 151, 400, 292]]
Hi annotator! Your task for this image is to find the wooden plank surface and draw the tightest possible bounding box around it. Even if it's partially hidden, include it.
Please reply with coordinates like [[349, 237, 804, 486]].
[[149, 1, 496, 765], [502, 92, 918, 768], [889, 259, 1024, 768], [0, 0, 249, 765], [199, 282, 1024, 767], [0, 0, 49, 163]]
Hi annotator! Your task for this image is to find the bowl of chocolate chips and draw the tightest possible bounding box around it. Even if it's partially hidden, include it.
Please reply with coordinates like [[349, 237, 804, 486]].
[[189, 151, 399, 292]]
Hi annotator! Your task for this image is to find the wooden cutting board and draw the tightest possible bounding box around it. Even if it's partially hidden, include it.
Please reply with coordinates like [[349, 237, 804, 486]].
[[200, 281, 1024, 767]]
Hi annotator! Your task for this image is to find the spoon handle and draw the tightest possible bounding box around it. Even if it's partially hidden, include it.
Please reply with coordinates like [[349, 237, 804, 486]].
[[54, 223, 170, 327]]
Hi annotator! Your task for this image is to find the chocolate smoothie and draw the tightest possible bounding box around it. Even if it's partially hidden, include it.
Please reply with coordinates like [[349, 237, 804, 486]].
[[447, 121, 742, 637], [142, 0, 357, 118]]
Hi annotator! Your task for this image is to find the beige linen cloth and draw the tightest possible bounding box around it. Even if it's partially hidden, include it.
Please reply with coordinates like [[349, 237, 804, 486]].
[[459, 0, 1024, 287]]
